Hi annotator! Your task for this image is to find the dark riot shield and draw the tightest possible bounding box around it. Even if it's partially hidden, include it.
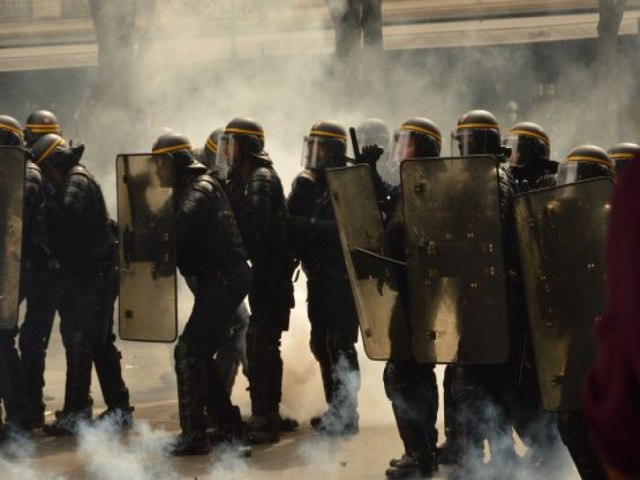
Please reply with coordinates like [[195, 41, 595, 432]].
[[0, 147, 25, 330], [326, 165, 411, 361], [514, 178, 613, 411], [116, 154, 177, 342], [401, 156, 509, 364]]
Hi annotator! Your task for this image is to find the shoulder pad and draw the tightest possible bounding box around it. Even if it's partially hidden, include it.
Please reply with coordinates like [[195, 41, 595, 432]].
[[297, 169, 317, 183], [67, 164, 91, 179]]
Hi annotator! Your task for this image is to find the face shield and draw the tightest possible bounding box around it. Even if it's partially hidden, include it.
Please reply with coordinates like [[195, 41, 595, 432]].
[[301, 136, 344, 170], [387, 130, 417, 174], [556, 161, 613, 184], [504, 134, 530, 168], [0, 130, 22, 147], [154, 154, 176, 188], [216, 134, 239, 175], [452, 129, 498, 157]]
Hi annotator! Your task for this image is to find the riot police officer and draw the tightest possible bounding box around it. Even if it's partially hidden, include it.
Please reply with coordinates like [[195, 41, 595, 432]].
[[504, 122, 557, 192], [151, 132, 251, 456], [218, 118, 294, 445], [381, 117, 442, 479], [194, 128, 224, 170], [355, 118, 394, 184], [504, 122, 561, 467], [448, 110, 518, 478], [287, 121, 360, 436], [555, 145, 612, 480], [17, 111, 67, 427], [608, 142, 640, 177], [23, 110, 61, 149], [556, 145, 614, 184], [0, 115, 33, 440], [29, 134, 131, 436]]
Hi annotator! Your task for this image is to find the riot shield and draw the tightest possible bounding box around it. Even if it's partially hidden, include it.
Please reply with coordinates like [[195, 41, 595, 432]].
[[116, 154, 177, 342], [326, 164, 411, 361], [0, 147, 25, 330], [514, 178, 612, 410], [401, 156, 509, 364]]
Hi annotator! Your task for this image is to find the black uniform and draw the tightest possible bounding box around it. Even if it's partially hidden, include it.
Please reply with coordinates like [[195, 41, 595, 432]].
[[227, 153, 293, 443], [554, 145, 612, 480], [0, 159, 43, 435], [288, 168, 360, 435], [43, 161, 130, 434], [384, 190, 439, 478], [448, 111, 519, 477], [0, 116, 46, 435], [168, 143, 251, 454]]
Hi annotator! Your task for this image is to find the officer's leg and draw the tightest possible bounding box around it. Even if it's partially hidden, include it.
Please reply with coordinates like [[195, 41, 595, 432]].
[[384, 359, 438, 479], [0, 328, 31, 439], [448, 365, 486, 478], [216, 303, 249, 394], [246, 322, 283, 444], [308, 283, 333, 406], [484, 365, 518, 467], [438, 365, 460, 464], [19, 269, 65, 426], [174, 264, 251, 455], [557, 410, 606, 480], [312, 278, 361, 436], [44, 277, 96, 436], [93, 268, 132, 426]]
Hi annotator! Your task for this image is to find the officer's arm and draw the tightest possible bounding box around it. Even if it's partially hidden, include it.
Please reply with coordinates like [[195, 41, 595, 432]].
[[24, 165, 45, 224], [175, 185, 209, 250], [246, 168, 272, 238], [60, 172, 90, 218], [287, 173, 315, 216]]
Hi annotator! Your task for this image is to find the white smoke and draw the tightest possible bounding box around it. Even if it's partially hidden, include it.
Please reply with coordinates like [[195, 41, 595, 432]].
[[76, 418, 177, 480]]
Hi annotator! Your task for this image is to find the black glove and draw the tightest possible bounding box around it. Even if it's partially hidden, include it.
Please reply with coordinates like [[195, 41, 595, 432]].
[[359, 145, 384, 168]]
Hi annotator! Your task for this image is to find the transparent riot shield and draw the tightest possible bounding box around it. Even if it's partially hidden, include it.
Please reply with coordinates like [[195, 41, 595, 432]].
[[0, 147, 25, 330], [514, 178, 613, 410], [116, 154, 177, 342], [401, 156, 509, 364], [326, 165, 411, 361]]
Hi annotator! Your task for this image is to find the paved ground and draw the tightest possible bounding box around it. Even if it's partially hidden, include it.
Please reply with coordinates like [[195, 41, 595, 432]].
[[0, 297, 583, 479]]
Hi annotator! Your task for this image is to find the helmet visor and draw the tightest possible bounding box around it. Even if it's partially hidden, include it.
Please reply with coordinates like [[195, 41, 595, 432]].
[[388, 130, 419, 172], [505, 134, 526, 167], [302, 136, 344, 170], [216, 134, 239, 170]]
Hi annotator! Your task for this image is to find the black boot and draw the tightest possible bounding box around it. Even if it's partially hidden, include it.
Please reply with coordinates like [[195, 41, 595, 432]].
[[44, 332, 93, 436], [170, 339, 210, 456], [94, 334, 133, 429], [312, 335, 360, 436], [246, 325, 282, 445], [0, 330, 33, 437], [557, 410, 606, 480], [438, 366, 460, 465]]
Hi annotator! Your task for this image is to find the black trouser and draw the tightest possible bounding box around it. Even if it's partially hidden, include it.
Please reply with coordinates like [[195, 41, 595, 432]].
[[215, 303, 249, 393], [59, 268, 124, 415], [384, 359, 438, 462], [451, 364, 515, 466], [0, 327, 30, 429], [307, 275, 360, 423], [19, 268, 71, 413], [246, 264, 291, 420], [557, 410, 606, 480], [508, 357, 559, 456], [179, 263, 251, 435], [443, 365, 458, 448]]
